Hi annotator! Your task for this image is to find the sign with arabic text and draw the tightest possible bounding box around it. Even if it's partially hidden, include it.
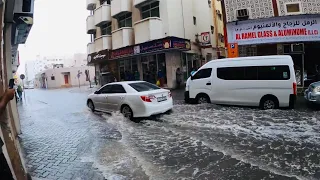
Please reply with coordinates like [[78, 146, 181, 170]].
[[227, 15, 320, 45], [110, 37, 191, 59]]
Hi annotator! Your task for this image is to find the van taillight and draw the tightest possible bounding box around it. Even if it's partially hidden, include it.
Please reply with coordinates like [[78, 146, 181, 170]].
[[293, 82, 297, 95]]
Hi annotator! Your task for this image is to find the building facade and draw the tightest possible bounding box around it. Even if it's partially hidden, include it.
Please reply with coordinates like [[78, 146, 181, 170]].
[[0, 0, 35, 179], [224, 0, 320, 87], [86, 0, 218, 88], [212, 0, 227, 58], [34, 66, 95, 89]]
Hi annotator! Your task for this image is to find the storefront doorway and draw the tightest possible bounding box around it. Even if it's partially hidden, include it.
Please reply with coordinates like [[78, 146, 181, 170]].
[[182, 53, 201, 81], [141, 54, 167, 86], [290, 54, 304, 87], [119, 58, 138, 81]]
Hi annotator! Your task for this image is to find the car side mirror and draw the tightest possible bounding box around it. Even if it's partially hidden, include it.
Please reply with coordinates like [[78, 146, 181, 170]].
[[191, 75, 194, 80]]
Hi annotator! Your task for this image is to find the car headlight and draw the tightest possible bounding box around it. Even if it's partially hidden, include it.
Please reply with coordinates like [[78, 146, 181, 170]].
[[314, 87, 320, 92]]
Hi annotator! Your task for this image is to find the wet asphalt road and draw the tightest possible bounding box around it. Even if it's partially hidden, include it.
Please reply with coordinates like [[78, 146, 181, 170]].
[[18, 88, 320, 180]]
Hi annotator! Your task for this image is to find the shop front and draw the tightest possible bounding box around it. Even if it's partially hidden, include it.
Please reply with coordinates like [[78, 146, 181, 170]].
[[227, 14, 320, 89], [110, 36, 191, 88], [87, 49, 117, 86]]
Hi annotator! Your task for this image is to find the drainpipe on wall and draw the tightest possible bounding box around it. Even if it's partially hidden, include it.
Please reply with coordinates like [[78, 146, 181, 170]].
[[221, 0, 228, 52], [212, 0, 220, 58]]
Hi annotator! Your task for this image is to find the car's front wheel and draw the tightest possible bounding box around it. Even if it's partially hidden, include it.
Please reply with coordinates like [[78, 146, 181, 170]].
[[121, 105, 133, 120], [87, 100, 95, 112]]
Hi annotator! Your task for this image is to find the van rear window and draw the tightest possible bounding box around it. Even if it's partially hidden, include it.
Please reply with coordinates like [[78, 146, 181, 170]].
[[217, 65, 290, 80]]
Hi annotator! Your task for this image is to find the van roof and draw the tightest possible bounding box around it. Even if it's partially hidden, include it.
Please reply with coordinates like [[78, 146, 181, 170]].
[[207, 55, 292, 64]]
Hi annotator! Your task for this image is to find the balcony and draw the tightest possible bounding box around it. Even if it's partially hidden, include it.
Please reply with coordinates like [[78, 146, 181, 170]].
[[87, 42, 95, 55], [86, 0, 96, 10], [112, 27, 134, 49], [94, 4, 112, 26], [86, 15, 96, 34], [134, 0, 153, 7], [95, 35, 112, 52], [134, 17, 164, 44], [111, 0, 132, 17]]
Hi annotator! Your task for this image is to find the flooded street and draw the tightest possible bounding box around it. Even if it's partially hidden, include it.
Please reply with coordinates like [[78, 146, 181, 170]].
[[19, 88, 320, 180]]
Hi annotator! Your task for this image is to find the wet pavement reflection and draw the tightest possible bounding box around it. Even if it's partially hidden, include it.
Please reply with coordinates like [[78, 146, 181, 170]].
[[18, 88, 320, 180]]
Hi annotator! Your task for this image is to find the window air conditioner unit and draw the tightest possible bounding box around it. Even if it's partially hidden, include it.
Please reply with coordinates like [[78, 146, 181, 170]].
[[236, 9, 249, 20]]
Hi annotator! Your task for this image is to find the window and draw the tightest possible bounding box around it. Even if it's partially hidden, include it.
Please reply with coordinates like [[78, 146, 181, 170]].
[[216, 10, 222, 20], [118, 13, 132, 28], [217, 66, 290, 80], [236, 9, 249, 20], [129, 82, 160, 92], [100, 0, 110, 5], [192, 68, 212, 80], [286, 3, 300, 14], [193, 16, 197, 25], [111, 85, 126, 93], [211, 25, 214, 34], [101, 22, 112, 35], [217, 67, 245, 80], [141, 1, 160, 19], [51, 76, 55, 80], [100, 85, 112, 94], [258, 66, 290, 80]]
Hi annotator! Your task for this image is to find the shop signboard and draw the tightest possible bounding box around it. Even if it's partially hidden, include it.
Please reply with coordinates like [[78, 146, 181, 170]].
[[110, 46, 134, 59], [200, 32, 211, 47], [227, 15, 320, 45], [88, 49, 109, 63], [171, 37, 191, 50], [110, 37, 191, 59]]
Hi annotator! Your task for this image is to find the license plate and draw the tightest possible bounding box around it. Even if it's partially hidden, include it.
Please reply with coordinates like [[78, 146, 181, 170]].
[[157, 96, 167, 102]]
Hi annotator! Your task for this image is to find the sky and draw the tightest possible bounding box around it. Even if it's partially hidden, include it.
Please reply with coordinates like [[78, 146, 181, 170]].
[[18, 0, 90, 73]]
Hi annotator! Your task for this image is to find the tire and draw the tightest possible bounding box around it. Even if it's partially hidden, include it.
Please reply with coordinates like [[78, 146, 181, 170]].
[[260, 96, 279, 110], [121, 105, 134, 120], [87, 100, 95, 112], [196, 94, 210, 104]]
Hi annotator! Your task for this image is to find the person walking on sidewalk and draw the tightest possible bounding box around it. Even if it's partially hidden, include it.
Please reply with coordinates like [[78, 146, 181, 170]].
[[17, 85, 23, 101], [176, 68, 183, 89], [0, 89, 15, 180]]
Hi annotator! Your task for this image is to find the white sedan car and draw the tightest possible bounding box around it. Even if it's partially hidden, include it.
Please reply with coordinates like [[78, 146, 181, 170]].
[[87, 81, 173, 119]]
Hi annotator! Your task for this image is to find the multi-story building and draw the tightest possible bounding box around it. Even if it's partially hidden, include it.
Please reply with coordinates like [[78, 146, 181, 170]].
[[212, 0, 227, 58], [86, 0, 218, 88], [25, 60, 37, 85], [1, 0, 35, 178], [223, 0, 320, 87]]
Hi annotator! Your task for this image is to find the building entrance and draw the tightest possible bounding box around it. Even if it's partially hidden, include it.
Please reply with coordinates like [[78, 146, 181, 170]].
[[141, 54, 167, 86]]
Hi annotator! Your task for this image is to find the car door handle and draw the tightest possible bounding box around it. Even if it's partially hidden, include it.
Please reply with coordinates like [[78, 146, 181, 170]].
[[206, 82, 211, 85]]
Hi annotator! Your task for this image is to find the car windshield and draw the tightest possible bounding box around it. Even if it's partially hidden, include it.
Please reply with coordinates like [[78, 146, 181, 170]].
[[129, 82, 160, 92]]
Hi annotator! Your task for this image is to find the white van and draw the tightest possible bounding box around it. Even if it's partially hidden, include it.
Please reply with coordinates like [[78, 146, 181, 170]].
[[184, 55, 297, 109]]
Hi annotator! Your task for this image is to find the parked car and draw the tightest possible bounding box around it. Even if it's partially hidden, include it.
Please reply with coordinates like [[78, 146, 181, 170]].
[[185, 55, 297, 110], [87, 81, 173, 119], [24, 84, 34, 89], [304, 82, 320, 105]]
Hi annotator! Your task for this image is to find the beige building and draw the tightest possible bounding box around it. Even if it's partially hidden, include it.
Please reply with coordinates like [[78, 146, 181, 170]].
[[86, 0, 218, 88], [223, 0, 320, 87], [35, 66, 95, 89], [212, 0, 227, 58]]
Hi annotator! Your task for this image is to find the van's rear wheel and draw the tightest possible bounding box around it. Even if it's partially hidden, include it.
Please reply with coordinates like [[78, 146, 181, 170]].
[[196, 94, 210, 104], [260, 96, 279, 110]]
